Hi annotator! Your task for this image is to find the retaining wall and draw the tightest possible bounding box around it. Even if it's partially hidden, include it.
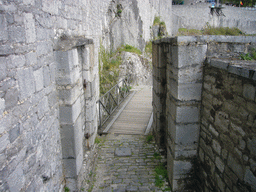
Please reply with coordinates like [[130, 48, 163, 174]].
[[152, 36, 256, 191], [199, 59, 256, 192], [0, 0, 111, 191], [172, 4, 256, 35]]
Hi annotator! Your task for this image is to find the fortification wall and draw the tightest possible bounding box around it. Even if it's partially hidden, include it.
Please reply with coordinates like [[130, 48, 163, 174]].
[[172, 4, 256, 35], [152, 36, 256, 191], [199, 59, 256, 192], [0, 0, 111, 191], [0, 0, 173, 191]]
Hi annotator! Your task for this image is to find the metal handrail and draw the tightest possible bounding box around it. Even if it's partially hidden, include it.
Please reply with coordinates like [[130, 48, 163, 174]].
[[97, 77, 131, 128]]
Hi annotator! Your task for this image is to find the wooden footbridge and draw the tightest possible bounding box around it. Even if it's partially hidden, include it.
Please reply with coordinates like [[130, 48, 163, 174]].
[[98, 86, 153, 135]]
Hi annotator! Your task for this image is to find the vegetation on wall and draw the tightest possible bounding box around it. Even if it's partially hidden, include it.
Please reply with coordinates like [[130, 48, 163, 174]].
[[117, 44, 142, 55], [99, 45, 122, 95], [177, 25, 245, 36], [99, 44, 142, 95], [240, 48, 256, 60], [145, 41, 152, 55], [153, 16, 167, 39], [116, 3, 123, 17]]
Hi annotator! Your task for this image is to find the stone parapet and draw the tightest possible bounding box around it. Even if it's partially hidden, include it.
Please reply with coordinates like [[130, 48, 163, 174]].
[[152, 36, 256, 191], [199, 58, 256, 192]]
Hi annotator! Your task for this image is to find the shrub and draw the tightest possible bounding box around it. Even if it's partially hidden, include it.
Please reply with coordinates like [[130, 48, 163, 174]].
[[153, 16, 161, 26]]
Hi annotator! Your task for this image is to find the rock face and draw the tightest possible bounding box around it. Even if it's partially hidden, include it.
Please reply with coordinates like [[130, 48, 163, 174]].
[[119, 52, 152, 86], [103, 0, 172, 51]]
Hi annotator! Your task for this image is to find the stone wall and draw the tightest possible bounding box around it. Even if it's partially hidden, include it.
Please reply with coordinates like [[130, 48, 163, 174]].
[[172, 4, 256, 36], [199, 59, 256, 192], [0, 0, 111, 191], [152, 36, 256, 191]]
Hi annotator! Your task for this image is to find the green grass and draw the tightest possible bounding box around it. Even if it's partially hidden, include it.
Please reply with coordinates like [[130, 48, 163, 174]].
[[99, 45, 122, 95], [240, 48, 256, 60], [153, 16, 161, 26], [153, 16, 167, 39], [99, 44, 142, 95], [64, 187, 70, 192], [177, 26, 245, 36], [153, 152, 161, 159], [118, 44, 142, 55], [95, 137, 101, 144], [203, 26, 243, 36], [155, 164, 168, 187], [178, 28, 202, 36], [146, 134, 153, 143], [145, 41, 152, 55]]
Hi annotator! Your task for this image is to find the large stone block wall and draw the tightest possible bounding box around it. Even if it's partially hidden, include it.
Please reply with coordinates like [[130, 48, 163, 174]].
[[152, 36, 256, 191], [199, 59, 256, 192], [0, 0, 173, 191], [0, 0, 111, 191], [152, 42, 167, 148]]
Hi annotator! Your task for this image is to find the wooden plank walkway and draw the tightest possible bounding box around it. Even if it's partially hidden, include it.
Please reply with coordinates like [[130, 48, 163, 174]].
[[108, 86, 152, 135]]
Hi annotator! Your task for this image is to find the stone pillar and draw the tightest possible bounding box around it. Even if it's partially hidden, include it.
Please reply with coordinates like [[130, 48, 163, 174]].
[[54, 38, 95, 190], [55, 48, 84, 190], [152, 42, 167, 148], [165, 37, 207, 191]]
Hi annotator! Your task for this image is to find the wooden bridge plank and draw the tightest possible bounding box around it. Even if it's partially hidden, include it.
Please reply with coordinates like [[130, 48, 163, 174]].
[[108, 86, 152, 135]]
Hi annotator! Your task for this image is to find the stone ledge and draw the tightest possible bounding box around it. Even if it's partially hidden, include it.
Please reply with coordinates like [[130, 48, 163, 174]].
[[209, 58, 256, 81], [153, 36, 256, 46], [53, 35, 93, 51]]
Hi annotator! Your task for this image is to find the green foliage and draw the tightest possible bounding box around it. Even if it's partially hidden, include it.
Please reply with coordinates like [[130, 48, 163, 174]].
[[152, 16, 167, 39], [145, 41, 152, 55], [95, 137, 101, 144], [64, 187, 70, 192], [178, 28, 202, 36], [252, 49, 256, 60], [177, 25, 245, 36], [153, 16, 161, 25], [155, 164, 168, 187], [99, 45, 122, 95], [240, 48, 256, 60], [203, 25, 243, 36], [99, 43, 142, 95], [153, 152, 161, 159], [241, 53, 253, 60], [146, 134, 153, 143], [118, 44, 142, 55]]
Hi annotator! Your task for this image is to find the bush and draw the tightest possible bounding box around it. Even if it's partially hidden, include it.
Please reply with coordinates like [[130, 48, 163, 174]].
[[153, 16, 161, 26]]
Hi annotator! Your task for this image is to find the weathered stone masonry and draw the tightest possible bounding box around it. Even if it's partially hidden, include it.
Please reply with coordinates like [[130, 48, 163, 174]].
[[199, 59, 256, 192], [0, 0, 174, 191], [152, 36, 256, 191], [0, 0, 112, 191]]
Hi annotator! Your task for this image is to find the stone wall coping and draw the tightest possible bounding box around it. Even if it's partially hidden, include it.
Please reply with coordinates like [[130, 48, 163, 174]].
[[153, 36, 256, 45], [53, 36, 93, 51], [209, 58, 256, 81]]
